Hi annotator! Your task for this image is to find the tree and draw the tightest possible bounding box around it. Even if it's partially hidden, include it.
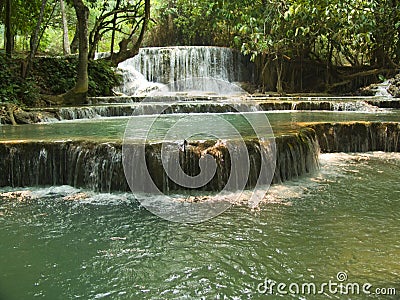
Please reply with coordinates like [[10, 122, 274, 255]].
[[87, 0, 151, 66], [70, 21, 79, 53], [368, 0, 400, 67], [150, 0, 223, 46], [58, 0, 89, 104], [110, 0, 150, 65], [4, 0, 12, 57], [60, 0, 71, 55], [23, 0, 48, 78], [0, 0, 4, 21], [56, 0, 150, 104], [109, 0, 122, 57]]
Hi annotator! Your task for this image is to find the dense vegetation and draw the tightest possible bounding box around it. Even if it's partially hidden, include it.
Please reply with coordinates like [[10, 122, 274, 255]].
[[0, 55, 121, 106], [152, 0, 400, 68], [0, 0, 399, 105], [0, 0, 149, 105], [0, 55, 39, 106], [149, 0, 400, 92]]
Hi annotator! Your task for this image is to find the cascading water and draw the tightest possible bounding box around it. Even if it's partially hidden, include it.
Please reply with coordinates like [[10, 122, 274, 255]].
[[2, 122, 399, 193], [310, 122, 400, 153], [23, 98, 395, 123], [2, 43, 400, 300], [2, 46, 400, 194], [0, 130, 320, 193], [116, 46, 254, 96], [375, 80, 393, 97]]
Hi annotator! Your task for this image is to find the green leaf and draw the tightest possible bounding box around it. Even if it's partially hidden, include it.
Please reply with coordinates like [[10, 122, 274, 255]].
[[284, 10, 290, 21]]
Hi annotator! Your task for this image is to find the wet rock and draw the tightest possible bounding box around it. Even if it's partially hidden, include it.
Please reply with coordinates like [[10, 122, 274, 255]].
[[357, 84, 377, 96], [0, 190, 36, 201], [0, 103, 17, 125], [236, 82, 259, 94], [309, 122, 400, 153], [63, 192, 89, 201], [0, 107, 11, 124], [388, 74, 400, 97], [13, 108, 36, 124], [0, 104, 58, 125]]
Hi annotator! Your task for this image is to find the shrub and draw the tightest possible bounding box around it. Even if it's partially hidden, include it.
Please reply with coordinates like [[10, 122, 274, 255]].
[[0, 55, 122, 107], [0, 55, 39, 106], [32, 57, 122, 97]]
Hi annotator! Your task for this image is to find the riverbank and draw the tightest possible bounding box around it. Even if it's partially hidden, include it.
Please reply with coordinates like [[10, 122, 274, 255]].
[[2, 95, 400, 125], [1, 52, 400, 125], [0, 55, 121, 107]]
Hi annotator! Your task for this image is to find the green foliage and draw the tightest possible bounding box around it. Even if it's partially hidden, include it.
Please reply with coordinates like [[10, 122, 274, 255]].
[[2, 0, 399, 68], [148, 0, 224, 46], [87, 0, 149, 58], [88, 60, 122, 96], [234, 0, 400, 67], [33, 57, 77, 94], [1, 0, 400, 100], [149, 0, 400, 68], [0, 55, 39, 106], [4, 0, 57, 38], [0, 55, 121, 107], [172, 0, 217, 45], [32, 57, 121, 97]]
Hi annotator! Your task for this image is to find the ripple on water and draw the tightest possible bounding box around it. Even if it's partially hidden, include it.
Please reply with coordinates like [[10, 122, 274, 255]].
[[0, 152, 399, 299]]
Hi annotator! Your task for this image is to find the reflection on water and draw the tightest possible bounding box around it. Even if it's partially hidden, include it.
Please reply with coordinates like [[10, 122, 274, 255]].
[[1, 111, 400, 142], [0, 152, 399, 299]]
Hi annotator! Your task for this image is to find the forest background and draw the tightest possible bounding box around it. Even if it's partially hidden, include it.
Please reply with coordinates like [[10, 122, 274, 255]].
[[0, 0, 399, 106]]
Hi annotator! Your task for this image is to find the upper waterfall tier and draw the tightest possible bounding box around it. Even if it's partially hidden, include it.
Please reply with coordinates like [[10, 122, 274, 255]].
[[117, 46, 254, 96]]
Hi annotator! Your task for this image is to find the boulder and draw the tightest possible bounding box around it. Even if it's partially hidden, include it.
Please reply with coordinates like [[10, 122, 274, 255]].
[[388, 74, 400, 97]]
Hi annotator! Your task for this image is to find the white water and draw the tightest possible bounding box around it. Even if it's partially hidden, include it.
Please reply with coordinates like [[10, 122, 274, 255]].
[[3, 152, 398, 208], [375, 80, 393, 97], [116, 46, 252, 96], [332, 100, 382, 112]]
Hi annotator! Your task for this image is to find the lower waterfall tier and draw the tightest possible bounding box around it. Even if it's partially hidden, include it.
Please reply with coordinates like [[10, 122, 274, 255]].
[[1, 122, 399, 193], [310, 122, 400, 153]]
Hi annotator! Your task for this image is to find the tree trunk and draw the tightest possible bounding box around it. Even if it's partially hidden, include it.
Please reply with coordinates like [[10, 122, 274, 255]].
[[110, 0, 122, 60], [276, 56, 284, 94], [74, 0, 89, 93], [110, 0, 150, 66], [70, 22, 79, 54], [5, 0, 12, 58], [59, 0, 89, 105], [326, 40, 334, 84], [60, 0, 71, 55], [24, 0, 48, 78]]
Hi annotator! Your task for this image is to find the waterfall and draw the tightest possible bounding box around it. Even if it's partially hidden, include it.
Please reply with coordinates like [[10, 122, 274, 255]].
[[0, 142, 127, 193], [273, 129, 320, 183], [54, 103, 261, 120], [1, 123, 399, 192], [0, 132, 319, 192], [116, 46, 254, 96], [331, 101, 381, 112], [258, 100, 382, 111], [375, 81, 392, 97], [310, 122, 400, 152], [28, 99, 393, 123]]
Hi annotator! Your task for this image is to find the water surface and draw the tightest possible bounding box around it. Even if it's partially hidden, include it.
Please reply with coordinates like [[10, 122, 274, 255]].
[[1, 111, 399, 142], [0, 152, 399, 299]]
